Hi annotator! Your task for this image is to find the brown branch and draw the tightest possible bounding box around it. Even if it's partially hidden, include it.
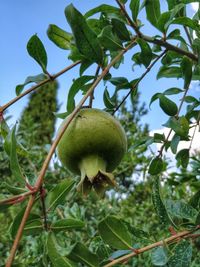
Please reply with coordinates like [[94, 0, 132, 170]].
[[0, 60, 81, 113], [113, 49, 167, 114], [104, 228, 199, 267], [39, 187, 48, 231], [5, 39, 136, 267], [0, 190, 37, 206]]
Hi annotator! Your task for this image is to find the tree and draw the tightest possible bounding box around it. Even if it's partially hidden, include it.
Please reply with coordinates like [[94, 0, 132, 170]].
[[0, 1, 200, 266]]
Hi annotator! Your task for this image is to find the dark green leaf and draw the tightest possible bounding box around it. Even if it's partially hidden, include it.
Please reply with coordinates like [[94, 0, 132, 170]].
[[151, 246, 168, 266], [103, 88, 115, 109], [153, 133, 165, 143], [111, 19, 130, 41], [47, 24, 73, 50], [15, 73, 47, 95], [176, 149, 190, 168], [98, 215, 133, 249], [170, 134, 180, 154], [148, 157, 163, 175], [145, 0, 161, 28], [46, 179, 75, 211], [165, 199, 198, 223], [167, 240, 192, 267], [149, 93, 162, 108], [137, 38, 152, 67], [163, 88, 183, 95], [170, 17, 200, 30], [181, 56, 193, 89], [157, 11, 171, 33], [27, 35, 47, 72], [51, 218, 84, 233], [66, 76, 94, 113], [130, 0, 140, 21], [163, 116, 189, 138], [4, 126, 24, 182], [109, 77, 130, 90], [189, 190, 200, 209], [65, 4, 103, 64], [3, 183, 27, 195], [47, 233, 76, 267], [184, 95, 199, 103], [68, 243, 99, 267], [152, 177, 174, 226], [157, 66, 182, 79], [98, 25, 123, 51], [159, 95, 178, 116]]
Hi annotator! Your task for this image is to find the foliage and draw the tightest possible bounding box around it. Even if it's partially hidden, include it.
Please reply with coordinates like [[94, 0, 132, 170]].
[[0, 1, 200, 267]]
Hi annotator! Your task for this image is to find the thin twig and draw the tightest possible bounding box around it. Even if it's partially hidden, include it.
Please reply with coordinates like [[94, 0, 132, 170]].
[[0, 61, 81, 113], [0, 190, 37, 205], [5, 39, 136, 267], [104, 228, 199, 267], [39, 186, 48, 231], [113, 49, 167, 115]]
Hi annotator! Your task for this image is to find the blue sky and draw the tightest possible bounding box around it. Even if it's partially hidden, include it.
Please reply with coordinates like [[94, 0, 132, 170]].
[[0, 0, 198, 132]]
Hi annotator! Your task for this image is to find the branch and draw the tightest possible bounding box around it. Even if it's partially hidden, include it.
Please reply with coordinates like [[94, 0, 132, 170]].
[[104, 228, 199, 267], [113, 49, 167, 114], [5, 39, 137, 267], [0, 60, 81, 113], [0, 190, 37, 205]]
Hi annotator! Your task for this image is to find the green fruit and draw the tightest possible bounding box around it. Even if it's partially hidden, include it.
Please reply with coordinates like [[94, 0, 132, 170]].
[[57, 108, 127, 196]]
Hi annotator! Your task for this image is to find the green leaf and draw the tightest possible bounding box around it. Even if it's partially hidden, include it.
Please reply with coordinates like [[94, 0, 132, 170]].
[[84, 4, 122, 19], [152, 177, 174, 226], [51, 218, 84, 233], [151, 246, 169, 266], [98, 215, 132, 250], [130, 0, 140, 21], [148, 157, 163, 175], [163, 88, 183, 95], [46, 179, 75, 211], [66, 75, 94, 113], [176, 149, 190, 168], [65, 4, 103, 64], [157, 11, 171, 33], [170, 17, 200, 30], [15, 73, 47, 95], [170, 134, 180, 154], [165, 199, 198, 223], [27, 34, 48, 72], [47, 233, 77, 267], [137, 38, 152, 68], [3, 183, 27, 195], [98, 25, 123, 51], [167, 240, 192, 267], [159, 95, 178, 116], [181, 56, 193, 89], [163, 116, 189, 138], [157, 66, 182, 79], [111, 19, 130, 41], [189, 190, 200, 209], [153, 133, 165, 143], [47, 24, 73, 50], [68, 243, 99, 267], [109, 77, 130, 90], [145, 0, 161, 28], [149, 93, 162, 108], [4, 126, 24, 182], [103, 88, 115, 109]]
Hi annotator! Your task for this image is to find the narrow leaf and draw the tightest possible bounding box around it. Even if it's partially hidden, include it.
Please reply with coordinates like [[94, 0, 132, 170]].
[[157, 66, 182, 79], [51, 218, 84, 233], [159, 95, 178, 116], [145, 0, 161, 28], [148, 157, 163, 175], [181, 56, 193, 89], [27, 35, 47, 72], [137, 38, 152, 68], [98, 215, 132, 250], [170, 134, 180, 154], [103, 88, 115, 109], [46, 179, 75, 211], [98, 25, 123, 51], [163, 88, 183, 95], [130, 0, 140, 21], [111, 19, 130, 41], [176, 149, 190, 168], [170, 17, 200, 30]]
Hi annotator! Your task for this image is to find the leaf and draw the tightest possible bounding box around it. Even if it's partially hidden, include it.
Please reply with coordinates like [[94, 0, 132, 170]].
[[66, 75, 94, 113], [145, 0, 161, 28], [170, 17, 200, 30], [167, 240, 192, 267], [130, 0, 140, 21], [157, 11, 171, 33], [65, 4, 103, 64], [46, 179, 75, 211], [189, 190, 200, 209], [47, 233, 77, 267], [84, 4, 122, 19], [47, 24, 73, 50], [181, 56, 193, 89], [170, 134, 180, 154], [68, 243, 99, 267], [159, 95, 178, 116], [4, 125, 24, 182], [163, 88, 183, 95], [51, 218, 84, 233], [148, 157, 163, 175], [137, 38, 152, 68], [149, 93, 162, 108], [165, 199, 198, 223], [176, 149, 190, 168], [152, 177, 174, 226], [157, 66, 182, 79], [15, 73, 47, 95], [163, 116, 189, 138], [151, 246, 169, 266], [98, 215, 132, 250], [103, 88, 115, 109], [111, 19, 130, 41], [27, 34, 47, 72], [98, 25, 123, 51], [3, 183, 27, 195], [109, 249, 132, 260]]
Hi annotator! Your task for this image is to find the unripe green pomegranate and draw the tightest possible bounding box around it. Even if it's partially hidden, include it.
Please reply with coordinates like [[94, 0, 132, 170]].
[[57, 108, 127, 196]]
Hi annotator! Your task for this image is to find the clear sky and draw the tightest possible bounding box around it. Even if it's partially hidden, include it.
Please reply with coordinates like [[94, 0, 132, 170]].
[[0, 0, 198, 133]]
